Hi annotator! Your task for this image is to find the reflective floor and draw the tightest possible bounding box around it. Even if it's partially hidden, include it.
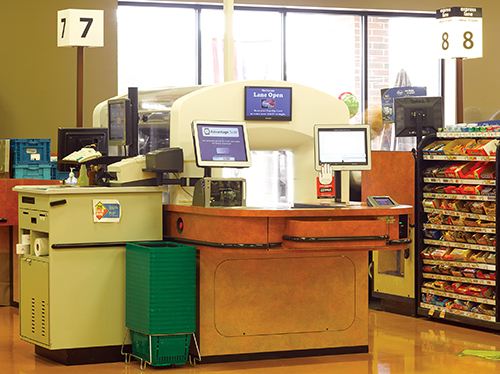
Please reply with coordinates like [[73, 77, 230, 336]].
[[3, 305, 500, 374]]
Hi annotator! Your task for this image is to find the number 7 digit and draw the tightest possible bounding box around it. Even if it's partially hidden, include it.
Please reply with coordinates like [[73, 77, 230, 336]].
[[61, 18, 66, 39], [80, 17, 94, 38]]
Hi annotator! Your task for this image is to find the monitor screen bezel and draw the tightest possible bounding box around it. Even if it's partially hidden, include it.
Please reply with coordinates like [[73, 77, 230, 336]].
[[314, 124, 372, 172], [108, 98, 132, 146], [191, 120, 252, 168], [244, 86, 292, 121]]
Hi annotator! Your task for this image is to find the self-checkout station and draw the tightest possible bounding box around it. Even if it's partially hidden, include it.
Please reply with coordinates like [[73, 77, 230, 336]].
[[15, 80, 412, 365], [89, 79, 371, 206]]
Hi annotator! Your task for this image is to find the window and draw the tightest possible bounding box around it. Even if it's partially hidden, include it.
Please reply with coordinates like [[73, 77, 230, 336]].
[[200, 9, 283, 84], [117, 4, 441, 134], [117, 5, 197, 94], [367, 16, 441, 150], [286, 12, 362, 123], [117, 3, 443, 205]]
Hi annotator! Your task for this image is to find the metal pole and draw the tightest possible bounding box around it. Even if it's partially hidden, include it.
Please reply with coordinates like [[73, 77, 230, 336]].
[[456, 57, 464, 123], [223, 0, 234, 82], [77, 46, 84, 127]]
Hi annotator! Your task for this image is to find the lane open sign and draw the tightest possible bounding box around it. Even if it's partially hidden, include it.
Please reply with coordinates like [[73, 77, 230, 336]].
[[436, 7, 482, 59], [57, 9, 104, 47]]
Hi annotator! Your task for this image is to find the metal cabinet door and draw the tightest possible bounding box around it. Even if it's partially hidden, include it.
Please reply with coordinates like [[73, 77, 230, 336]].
[[19, 257, 49, 346]]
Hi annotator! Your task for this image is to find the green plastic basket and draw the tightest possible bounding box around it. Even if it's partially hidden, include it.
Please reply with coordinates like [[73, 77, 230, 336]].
[[130, 330, 191, 366], [125, 242, 196, 335]]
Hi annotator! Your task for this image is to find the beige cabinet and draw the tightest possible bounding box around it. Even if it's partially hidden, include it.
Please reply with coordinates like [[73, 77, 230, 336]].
[[15, 186, 164, 352]]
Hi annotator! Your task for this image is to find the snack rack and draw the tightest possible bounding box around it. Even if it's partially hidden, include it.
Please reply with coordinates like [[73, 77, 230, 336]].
[[416, 131, 500, 329]]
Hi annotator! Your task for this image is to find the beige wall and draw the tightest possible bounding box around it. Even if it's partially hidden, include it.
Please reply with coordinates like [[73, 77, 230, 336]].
[[0, 0, 117, 150], [1, 0, 498, 152]]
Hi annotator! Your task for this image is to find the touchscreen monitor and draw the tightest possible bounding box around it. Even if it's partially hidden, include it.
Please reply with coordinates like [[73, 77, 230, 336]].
[[191, 120, 252, 168], [314, 124, 371, 171]]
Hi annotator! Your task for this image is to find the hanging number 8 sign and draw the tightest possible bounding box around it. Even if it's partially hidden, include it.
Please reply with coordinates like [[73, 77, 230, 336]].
[[57, 9, 104, 48], [436, 7, 482, 59]]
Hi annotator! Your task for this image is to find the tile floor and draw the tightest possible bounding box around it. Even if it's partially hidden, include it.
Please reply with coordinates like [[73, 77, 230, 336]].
[[2, 306, 500, 373]]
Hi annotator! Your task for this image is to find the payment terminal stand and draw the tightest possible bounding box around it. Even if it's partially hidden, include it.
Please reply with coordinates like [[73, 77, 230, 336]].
[[192, 168, 246, 207], [334, 170, 350, 204]]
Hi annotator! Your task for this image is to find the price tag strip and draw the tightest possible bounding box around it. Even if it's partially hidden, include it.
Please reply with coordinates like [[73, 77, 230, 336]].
[[423, 223, 495, 234], [423, 154, 495, 162], [423, 192, 496, 202], [422, 273, 495, 286], [437, 132, 500, 139], [421, 302, 495, 322], [423, 208, 496, 223], [423, 259, 496, 272]]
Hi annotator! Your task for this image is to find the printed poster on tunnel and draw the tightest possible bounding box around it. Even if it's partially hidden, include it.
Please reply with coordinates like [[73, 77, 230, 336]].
[[93, 199, 121, 222]]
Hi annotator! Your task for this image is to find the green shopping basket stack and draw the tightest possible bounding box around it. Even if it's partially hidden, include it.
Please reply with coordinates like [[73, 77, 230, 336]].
[[125, 241, 196, 367]]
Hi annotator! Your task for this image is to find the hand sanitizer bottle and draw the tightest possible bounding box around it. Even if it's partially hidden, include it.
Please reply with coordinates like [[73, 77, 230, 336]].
[[65, 167, 77, 185]]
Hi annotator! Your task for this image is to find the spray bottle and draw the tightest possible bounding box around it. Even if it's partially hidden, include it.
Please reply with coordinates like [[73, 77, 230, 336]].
[[77, 164, 89, 186]]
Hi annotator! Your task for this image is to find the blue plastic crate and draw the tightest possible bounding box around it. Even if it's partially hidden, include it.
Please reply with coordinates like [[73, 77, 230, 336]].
[[10, 138, 51, 164], [50, 161, 70, 180], [13, 162, 52, 179]]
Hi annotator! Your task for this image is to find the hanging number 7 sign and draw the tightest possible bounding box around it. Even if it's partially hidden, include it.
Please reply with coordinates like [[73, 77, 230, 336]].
[[57, 9, 104, 47], [436, 7, 482, 59]]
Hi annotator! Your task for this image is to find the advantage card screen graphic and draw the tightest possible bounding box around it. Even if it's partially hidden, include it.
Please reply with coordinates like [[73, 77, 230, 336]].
[[197, 124, 248, 162]]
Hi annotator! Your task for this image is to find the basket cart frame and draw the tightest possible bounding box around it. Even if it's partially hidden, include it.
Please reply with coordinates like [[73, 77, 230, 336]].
[[121, 327, 201, 370]]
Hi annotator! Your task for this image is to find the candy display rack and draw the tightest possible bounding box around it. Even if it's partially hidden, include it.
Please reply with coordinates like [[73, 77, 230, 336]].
[[416, 129, 500, 328]]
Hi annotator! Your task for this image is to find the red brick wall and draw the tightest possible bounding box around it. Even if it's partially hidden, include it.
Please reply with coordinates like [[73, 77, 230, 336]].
[[367, 17, 390, 109]]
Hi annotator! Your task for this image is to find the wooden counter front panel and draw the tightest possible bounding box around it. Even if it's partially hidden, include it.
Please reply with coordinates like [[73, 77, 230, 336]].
[[214, 256, 355, 336], [198, 247, 368, 357], [284, 217, 387, 238], [163, 206, 413, 359], [164, 211, 269, 245]]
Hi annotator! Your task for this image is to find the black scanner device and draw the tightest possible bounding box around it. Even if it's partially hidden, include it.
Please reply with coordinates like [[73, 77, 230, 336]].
[[144, 147, 184, 173]]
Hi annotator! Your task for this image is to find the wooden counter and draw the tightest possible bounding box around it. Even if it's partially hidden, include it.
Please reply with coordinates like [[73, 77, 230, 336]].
[[163, 203, 413, 363]]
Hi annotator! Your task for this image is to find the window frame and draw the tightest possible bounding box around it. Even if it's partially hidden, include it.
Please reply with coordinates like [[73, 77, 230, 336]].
[[118, 1, 442, 124]]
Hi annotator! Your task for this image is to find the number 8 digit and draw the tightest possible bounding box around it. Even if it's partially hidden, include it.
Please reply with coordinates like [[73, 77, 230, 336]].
[[442, 32, 449, 51], [463, 31, 474, 50]]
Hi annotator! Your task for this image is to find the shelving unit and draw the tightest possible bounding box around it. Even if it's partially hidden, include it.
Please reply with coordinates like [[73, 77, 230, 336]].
[[416, 132, 499, 329]]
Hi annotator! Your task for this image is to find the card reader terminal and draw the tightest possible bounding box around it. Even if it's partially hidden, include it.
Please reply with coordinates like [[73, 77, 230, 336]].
[[366, 195, 398, 207]]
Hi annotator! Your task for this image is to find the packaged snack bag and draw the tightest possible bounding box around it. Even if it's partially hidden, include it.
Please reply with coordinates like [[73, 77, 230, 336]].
[[481, 186, 496, 196], [450, 248, 472, 261], [423, 229, 442, 240], [483, 202, 496, 216], [462, 268, 477, 278], [452, 299, 468, 310], [470, 202, 486, 214], [467, 285, 494, 298]]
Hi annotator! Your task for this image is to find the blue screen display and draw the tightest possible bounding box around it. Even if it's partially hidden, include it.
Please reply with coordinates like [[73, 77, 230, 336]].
[[245, 86, 292, 121], [197, 124, 248, 163]]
